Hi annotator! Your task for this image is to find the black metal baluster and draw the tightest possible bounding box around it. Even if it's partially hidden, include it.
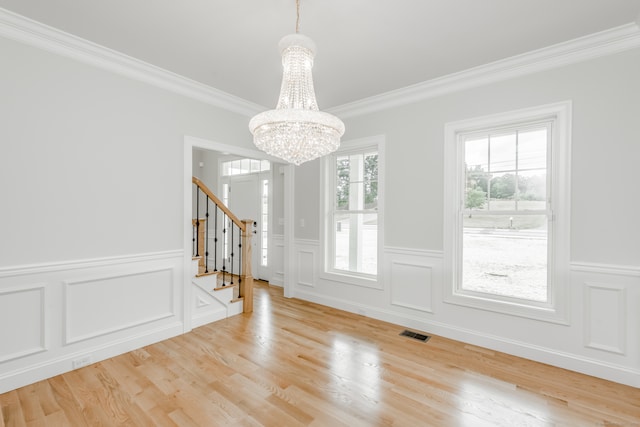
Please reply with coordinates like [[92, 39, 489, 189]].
[[230, 223, 234, 285], [222, 213, 227, 286], [192, 220, 196, 258], [205, 197, 209, 273], [213, 207, 218, 272]]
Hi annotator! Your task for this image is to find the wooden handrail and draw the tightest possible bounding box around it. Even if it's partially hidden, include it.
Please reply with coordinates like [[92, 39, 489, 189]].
[[192, 177, 246, 232], [192, 176, 253, 313]]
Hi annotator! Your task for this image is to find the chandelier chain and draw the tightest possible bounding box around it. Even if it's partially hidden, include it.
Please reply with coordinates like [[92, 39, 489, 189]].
[[295, 0, 300, 33]]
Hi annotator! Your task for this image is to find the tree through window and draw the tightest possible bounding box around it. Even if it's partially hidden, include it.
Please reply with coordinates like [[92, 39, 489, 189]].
[[330, 148, 378, 276], [462, 125, 550, 302], [444, 102, 571, 321]]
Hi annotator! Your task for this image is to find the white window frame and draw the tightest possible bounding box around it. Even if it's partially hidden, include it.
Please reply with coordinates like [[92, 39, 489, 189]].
[[321, 135, 385, 289], [443, 101, 571, 324]]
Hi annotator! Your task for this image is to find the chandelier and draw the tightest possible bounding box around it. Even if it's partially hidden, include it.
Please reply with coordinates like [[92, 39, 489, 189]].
[[249, 0, 345, 166]]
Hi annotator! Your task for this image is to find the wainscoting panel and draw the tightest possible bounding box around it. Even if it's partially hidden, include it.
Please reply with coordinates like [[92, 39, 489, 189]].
[[584, 282, 626, 354], [271, 234, 284, 286], [64, 268, 175, 345], [191, 283, 227, 329], [0, 250, 184, 394], [291, 243, 639, 387], [298, 251, 315, 287], [385, 247, 441, 315], [295, 239, 318, 288], [390, 261, 433, 313], [0, 284, 46, 363]]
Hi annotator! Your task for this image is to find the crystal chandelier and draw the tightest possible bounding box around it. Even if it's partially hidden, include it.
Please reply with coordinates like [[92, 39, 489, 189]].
[[249, 0, 345, 166]]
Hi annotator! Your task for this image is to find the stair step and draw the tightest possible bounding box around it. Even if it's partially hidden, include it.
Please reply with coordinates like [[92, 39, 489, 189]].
[[195, 271, 218, 278], [213, 284, 238, 291], [230, 297, 244, 304]]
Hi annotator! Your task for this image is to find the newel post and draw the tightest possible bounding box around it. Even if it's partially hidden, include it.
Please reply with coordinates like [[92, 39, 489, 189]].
[[240, 219, 254, 313]]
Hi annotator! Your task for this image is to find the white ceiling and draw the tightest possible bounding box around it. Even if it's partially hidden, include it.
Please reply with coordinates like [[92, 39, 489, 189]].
[[1, 0, 639, 109]]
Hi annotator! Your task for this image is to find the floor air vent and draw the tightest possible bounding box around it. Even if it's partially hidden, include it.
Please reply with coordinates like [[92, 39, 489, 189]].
[[400, 330, 431, 342]]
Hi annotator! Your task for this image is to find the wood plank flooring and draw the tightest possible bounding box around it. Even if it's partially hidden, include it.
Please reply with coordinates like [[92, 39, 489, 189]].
[[2, 282, 639, 426]]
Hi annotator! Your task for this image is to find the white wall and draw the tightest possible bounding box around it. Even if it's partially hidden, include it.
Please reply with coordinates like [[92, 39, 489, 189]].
[[193, 148, 220, 193], [291, 48, 640, 386], [0, 35, 253, 392], [294, 159, 321, 241], [0, 36, 253, 267]]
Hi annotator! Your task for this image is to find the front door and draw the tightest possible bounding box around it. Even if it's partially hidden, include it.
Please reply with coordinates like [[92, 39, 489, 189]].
[[222, 173, 269, 281]]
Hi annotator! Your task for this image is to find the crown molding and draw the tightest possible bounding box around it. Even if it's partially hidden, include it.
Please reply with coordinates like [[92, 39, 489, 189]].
[[328, 23, 640, 119], [0, 7, 265, 117], [2, 7, 639, 120]]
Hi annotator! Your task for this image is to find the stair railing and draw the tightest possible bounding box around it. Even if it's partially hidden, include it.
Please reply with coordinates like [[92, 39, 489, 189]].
[[192, 176, 254, 313]]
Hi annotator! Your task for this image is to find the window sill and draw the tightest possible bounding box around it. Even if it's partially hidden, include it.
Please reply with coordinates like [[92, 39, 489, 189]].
[[320, 270, 382, 290], [443, 289, 569, 325]]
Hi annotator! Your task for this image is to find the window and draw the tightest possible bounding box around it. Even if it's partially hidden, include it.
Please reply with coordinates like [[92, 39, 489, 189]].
[[221, 158, 270, 176], [261, 179, 269, 267], [463, 125, 550, 301], [323, 136, 384, 286], [444, 102, 571, 323]]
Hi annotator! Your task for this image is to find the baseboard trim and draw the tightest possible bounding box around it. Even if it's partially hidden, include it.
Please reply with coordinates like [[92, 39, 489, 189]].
[[269, 278, 284, 287], [0, 321, 184, 394], [293, 289, 640, 388], [191, 308, 227, 329]]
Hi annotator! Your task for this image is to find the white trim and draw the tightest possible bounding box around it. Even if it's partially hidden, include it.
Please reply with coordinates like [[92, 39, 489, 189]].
[[0, 321, 184, 395], [443, 101, 572, 324], [271, 234, 285, 285], [293, 287, 640, 388], [63, 267, 176, 345], [584, 282, 627, 355], [283, 165, 295, 297], [183, 140, 195, 333], [0, 7, 264, 117], [385, 246, 443, 258], [296, 250, 316, 288], [293, 238, 321, 247], [571, 262, 640, 277], [320, 135, 385, 290], [328, 23, 640, 118], [4, 6, 638, 123], [186, 136, 281, 164], [0, 284, 47, 363], [0, 250, 183, 278], [389, 261, 434, 314]]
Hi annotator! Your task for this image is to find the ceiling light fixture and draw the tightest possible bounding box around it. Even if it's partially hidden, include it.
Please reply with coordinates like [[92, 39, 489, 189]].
[[249, 0, 345, 166]]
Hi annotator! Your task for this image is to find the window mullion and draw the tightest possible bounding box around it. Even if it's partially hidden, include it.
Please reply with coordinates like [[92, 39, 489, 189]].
[[515, 130, 519, 211]]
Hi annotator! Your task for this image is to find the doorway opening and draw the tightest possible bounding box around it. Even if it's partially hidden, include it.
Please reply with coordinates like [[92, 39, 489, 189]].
[[219, 157, 271, 281]]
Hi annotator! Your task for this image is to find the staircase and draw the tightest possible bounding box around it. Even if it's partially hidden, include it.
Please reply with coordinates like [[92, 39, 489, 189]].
[[191, 177, 254, 327]]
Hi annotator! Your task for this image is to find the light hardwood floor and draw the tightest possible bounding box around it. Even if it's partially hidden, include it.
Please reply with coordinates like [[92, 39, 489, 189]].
[[1, 282, 639, 426]]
